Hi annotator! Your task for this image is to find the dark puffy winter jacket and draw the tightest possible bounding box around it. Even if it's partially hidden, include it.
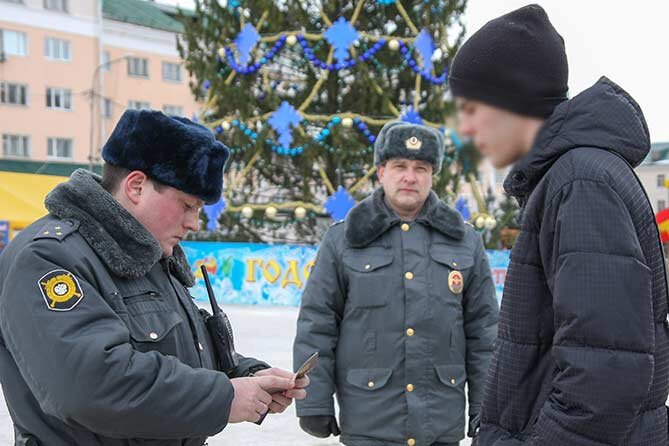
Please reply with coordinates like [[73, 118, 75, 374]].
[[476, 77, 669, 445]]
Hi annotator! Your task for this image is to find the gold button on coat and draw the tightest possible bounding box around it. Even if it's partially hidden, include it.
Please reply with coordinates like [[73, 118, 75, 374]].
[[406, 384, 414, 392], [406, 328, 415, 337], [368, 381, 375, 388], [408, 439, 416, 446], [450, 378, 456, 385], [365, 264, 371, 270], [198, 342, 204, 351], [149, 332, 158, 340], [405, 272, 414, 280], [401, 223, 410, 232]]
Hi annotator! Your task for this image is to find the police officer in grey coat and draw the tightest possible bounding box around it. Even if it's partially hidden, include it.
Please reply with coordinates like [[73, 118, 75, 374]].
[[294, 122, 499, 446], [0, 110, 308, 446]]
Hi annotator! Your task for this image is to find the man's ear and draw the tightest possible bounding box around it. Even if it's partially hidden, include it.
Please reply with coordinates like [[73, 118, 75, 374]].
[[377, 164, 385, 182], [123, 170, 149, 206]]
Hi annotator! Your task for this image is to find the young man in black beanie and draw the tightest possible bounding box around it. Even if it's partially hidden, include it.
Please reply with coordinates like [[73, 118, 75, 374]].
[[450, 4, 669, 445]]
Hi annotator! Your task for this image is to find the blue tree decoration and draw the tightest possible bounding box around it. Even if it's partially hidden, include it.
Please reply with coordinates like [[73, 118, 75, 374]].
[[235, 23, 260, 67], [401, 107, 423, 124], [324, 17, 359, 63], [268, 101, 302, 148], [450, 130, 463, 150], [455, 197, 471, 221], [204, 197, 227, 231], [414, 29, 436, 75], [324, 186, 356, 221]]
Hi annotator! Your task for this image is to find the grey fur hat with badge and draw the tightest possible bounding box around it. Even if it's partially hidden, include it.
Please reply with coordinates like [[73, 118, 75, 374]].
[[373, 121, 445, 172]]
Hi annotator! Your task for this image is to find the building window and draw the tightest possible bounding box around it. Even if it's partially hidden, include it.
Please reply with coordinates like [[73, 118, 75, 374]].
[[47, 137, 73, 159], [659, 200, 666, 211], [0, 29, 28, 57], [46, 87, 72, 110], [162, 62, 182, 82], [44, 37, 71, 61], [127, 57, 149, 78], [128, 100, 150, 110], [658, 174, 666, 188], [44, 0, 67, 12], [101, 51, 110, 71], [0, 82, 28, 105], [103, 98, 113, 118], [2, 134, 30, 157], [163, 105, 183, 116]]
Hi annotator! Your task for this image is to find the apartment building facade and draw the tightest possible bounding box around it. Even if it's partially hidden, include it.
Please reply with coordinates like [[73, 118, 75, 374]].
[[637, 142, 669, 213], [0, 0, 199, 167]]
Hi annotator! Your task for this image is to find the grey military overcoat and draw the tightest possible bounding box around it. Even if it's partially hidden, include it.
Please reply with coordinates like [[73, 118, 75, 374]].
[[294, 188, 499, 445], [0, 170, 267, 446]]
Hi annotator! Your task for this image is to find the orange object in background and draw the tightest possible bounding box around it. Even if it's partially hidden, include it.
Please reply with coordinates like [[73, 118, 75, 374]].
[[656, 208, 669, 244], [194, 257, 218, 279], [0, 171, 68, 238]]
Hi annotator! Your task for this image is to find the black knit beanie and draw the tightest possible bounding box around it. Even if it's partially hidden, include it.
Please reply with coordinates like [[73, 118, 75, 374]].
[[449, 4, 568, 118]]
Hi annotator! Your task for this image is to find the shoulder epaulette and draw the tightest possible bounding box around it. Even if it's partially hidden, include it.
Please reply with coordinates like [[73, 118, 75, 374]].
[[33, 219, 80, 242]]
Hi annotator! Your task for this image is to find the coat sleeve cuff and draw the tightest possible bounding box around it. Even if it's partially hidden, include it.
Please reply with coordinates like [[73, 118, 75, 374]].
[[296, 405, 335, 417], [230, 353, 271, 377]]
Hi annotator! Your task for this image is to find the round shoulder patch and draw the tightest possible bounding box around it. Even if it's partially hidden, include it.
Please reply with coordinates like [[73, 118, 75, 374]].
[[37, 269, 84, 311]]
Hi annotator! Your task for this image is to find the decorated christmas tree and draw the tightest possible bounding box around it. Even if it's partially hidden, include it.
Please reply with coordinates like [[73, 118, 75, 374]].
[[488, 194, 520, 249], [178, 0, 491, 244]]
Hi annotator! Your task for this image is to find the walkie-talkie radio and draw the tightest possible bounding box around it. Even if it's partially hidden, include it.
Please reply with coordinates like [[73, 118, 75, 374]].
[[200, 265, 239, 374]]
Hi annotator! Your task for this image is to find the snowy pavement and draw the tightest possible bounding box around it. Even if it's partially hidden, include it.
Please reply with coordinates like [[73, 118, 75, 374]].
[[207, 305, 344, 446], [0, 305, 472, 445], [204, 306, 473, 446]]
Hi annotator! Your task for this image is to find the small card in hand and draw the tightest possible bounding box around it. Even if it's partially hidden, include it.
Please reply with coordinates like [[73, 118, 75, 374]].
[[255, 352, 319, 425], [296, 352, 319, 379]]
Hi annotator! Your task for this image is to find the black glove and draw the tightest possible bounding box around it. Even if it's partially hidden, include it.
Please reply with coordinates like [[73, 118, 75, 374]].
[[299, 416, 341, 438], [467, 412, 481, 438]]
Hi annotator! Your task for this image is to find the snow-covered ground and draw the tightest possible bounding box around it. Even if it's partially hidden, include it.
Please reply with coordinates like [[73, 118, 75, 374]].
[[0, 305, 472, 445], [207, 305, 344, 446]]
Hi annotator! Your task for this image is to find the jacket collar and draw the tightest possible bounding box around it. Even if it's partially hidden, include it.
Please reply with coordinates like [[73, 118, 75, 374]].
[[504, 77, 650, 201], [44, 169, 195, 286], [345, 188, 465, 248]]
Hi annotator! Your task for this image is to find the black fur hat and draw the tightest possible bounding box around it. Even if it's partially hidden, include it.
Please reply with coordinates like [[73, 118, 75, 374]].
[[374, 121, 445, 172], [102, 110, 230, 204]]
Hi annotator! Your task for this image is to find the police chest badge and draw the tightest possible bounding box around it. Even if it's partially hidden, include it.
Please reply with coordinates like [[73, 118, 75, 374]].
[[405, 136, 422, 150], [37, 269, 84, 311], [448, 270, 464, 294]]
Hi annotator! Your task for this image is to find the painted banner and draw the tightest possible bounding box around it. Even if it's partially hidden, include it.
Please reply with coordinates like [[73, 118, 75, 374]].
[[0, 221, 9, 255], [182, 241, 510, 307], [486, 249, 511, 304], [183, 241, 318, 307]]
